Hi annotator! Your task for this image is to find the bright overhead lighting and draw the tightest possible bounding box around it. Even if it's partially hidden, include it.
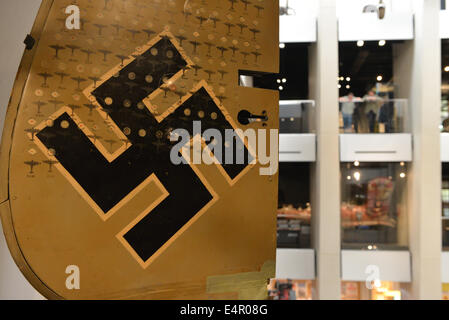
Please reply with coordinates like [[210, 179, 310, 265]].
[[354, 171, 361, 181], [445, 66, 449, 72], [377, 75, 383, 82], [279, 86, 284, 91], [354, 161, 360, 167], [346, 77, 351, 82], [346, 85, 350, 89], [279, 43, 286, 49], [357, 40, 365, 47], [282, 78, 287, 83], [379, 40, 386, 46], [400, 172, 406, 179], [340, 77, 344, 81], [277, 79, 281, 83], [338, 84, 342, 89]]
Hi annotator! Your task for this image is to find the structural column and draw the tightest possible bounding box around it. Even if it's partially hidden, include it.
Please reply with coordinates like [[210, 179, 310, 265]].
[[309, 0, 341, 300], [394, 0, 442, 300]]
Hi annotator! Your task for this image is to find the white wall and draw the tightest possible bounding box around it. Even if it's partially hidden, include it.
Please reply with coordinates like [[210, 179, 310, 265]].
[[337, 0, 414, 41], [280, 0, 319, 16], [336, 0, 413, 16], [440, 10, 449, 38], [0, 0, 43, 300], [279, 0, 317, 43]]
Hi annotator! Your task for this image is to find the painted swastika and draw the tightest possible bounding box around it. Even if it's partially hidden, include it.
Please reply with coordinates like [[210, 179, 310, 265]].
[[35, 33, 251, 265]]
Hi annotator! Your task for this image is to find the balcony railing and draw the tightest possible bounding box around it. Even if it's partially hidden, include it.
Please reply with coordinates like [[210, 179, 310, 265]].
[[339, 98, 409, 134], [280, 100, 316, 134]]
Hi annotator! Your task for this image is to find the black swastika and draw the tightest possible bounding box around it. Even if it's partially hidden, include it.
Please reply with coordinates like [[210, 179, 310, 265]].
[[36, 35, 250, 263]]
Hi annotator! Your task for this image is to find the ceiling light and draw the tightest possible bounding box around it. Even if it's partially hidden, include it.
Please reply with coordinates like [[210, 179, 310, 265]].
[[354, 171, 361, 181], [346, 85, 351, 89], [377, 75, 383, 82], [346, 77, 351, 82], [277, 79, 281, 84], [400, 172, 406, 179], [282, 78, 287, 83], [378, 40, 386, 47], [357, 40, 365, 47], [354, 161, 360, 167], [279, 43, 285, 49], [279, 86, 284, 91], [445, 66, 449, 72], [338, 84, 342, 89]]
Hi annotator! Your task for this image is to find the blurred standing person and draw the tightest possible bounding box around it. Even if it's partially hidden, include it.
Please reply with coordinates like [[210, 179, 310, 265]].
[[340, 92, 356, 132], [378, 92, 395, 133], [443, 118, 449, 133], [352, 95, 367, 133], [364, 90, 383, 133]]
